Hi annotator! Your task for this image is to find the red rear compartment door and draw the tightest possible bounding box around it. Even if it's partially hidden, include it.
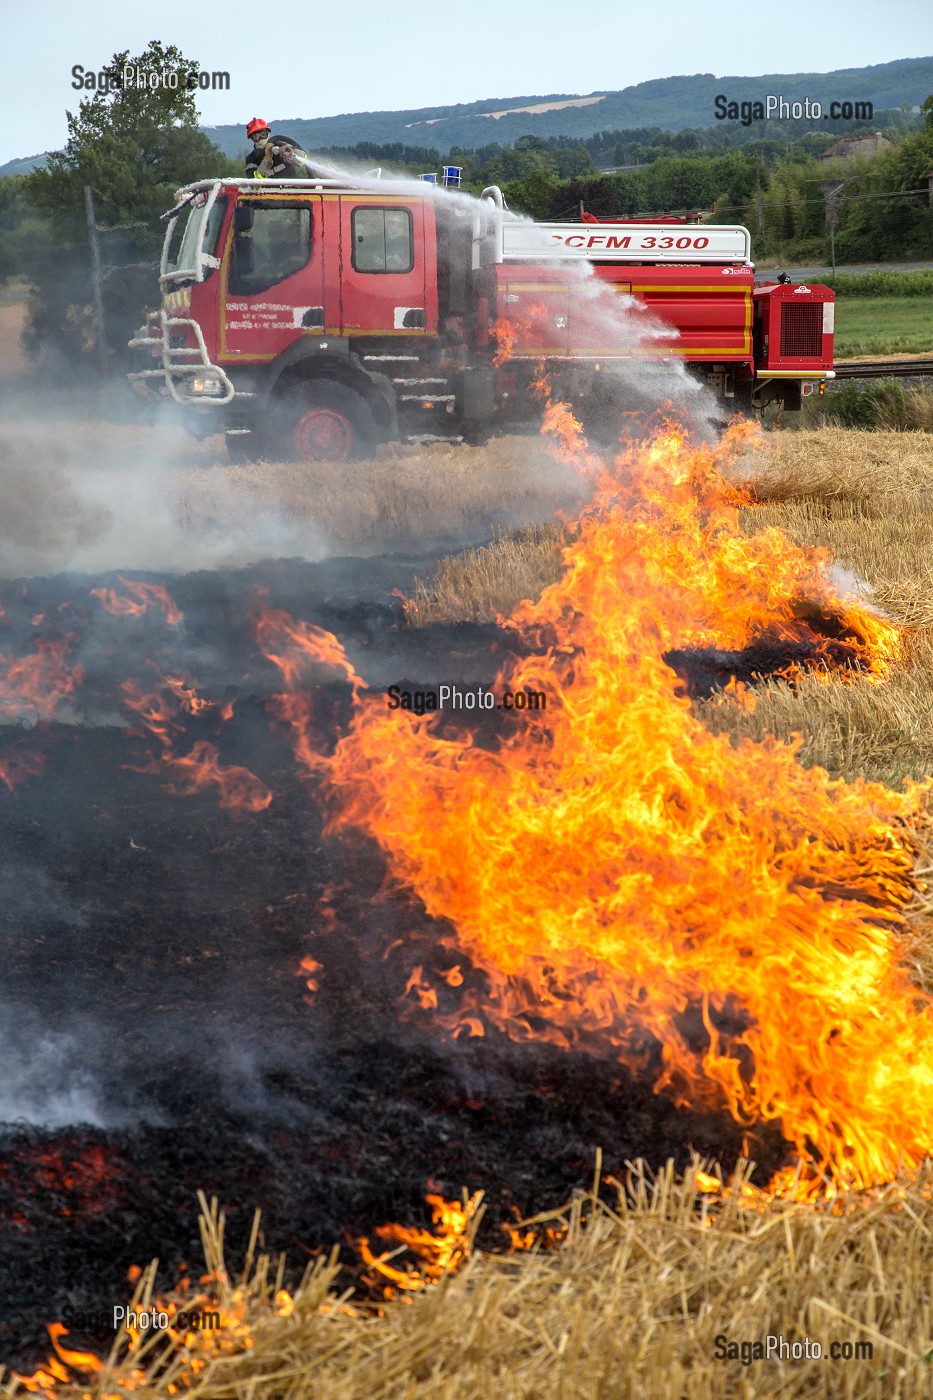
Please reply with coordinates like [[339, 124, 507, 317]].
[[339, 196, 432, 339], [616, 265, 753, 363]]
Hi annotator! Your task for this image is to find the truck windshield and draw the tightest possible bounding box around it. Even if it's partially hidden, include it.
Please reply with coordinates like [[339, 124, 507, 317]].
[[163, 190, 228, 282]]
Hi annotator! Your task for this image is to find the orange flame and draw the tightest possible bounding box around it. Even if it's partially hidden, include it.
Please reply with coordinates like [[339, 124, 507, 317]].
[[540, 395, 588, 461], [157, 740, 273, 812], [90, 575, 183, 625], [357, 1191, 480, 1298], [0, 749, 44, 794], [492, 316, 517, 367], [162, 674, 217, 716], [255, 606, 364, 693], [0, 638, 84, 722], [299, 954, 322, 999], [11, 1283, 263, 1396], [255, 605, 366, 778], [14, 1187, 478, 1398], [266, 419, 931, 1192], [502, 1216, 569, 1251], [10, 1324, 105, 1395], [492, 306, 552, 367], [121, 675, 272, 813], [530, 369, 606, 477]]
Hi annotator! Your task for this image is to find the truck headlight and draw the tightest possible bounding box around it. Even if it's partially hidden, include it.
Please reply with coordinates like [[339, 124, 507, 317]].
[[190, 376, 224, 396]]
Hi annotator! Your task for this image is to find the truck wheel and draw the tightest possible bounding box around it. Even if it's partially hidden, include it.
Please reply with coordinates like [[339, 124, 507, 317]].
[[280, 382, 377, 463]]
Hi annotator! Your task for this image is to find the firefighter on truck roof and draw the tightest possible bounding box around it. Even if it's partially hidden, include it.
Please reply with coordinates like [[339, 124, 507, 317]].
[[244, 117, 308, 179]]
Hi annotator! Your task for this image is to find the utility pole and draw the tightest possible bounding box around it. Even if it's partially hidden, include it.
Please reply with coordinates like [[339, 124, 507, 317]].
[[820, 180, 848, 280], [83, 188, 153, 379], [755, 157, 764, 235], [84, 187, 109, 374]]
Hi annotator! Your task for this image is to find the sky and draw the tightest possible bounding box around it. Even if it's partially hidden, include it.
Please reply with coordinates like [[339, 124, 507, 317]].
[[3, 0, 932, 166]]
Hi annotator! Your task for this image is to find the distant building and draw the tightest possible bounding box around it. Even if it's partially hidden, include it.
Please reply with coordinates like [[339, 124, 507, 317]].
[[820, 131, 893, 162]]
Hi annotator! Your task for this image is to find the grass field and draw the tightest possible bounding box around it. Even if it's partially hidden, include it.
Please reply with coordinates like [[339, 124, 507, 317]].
[[802, 381, 933, 431], [177, 435, 588, 546], [832, 298, 931, 358]]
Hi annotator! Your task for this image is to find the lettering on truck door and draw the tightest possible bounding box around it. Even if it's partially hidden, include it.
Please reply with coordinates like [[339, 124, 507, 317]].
[[220, 194, 326, 361]]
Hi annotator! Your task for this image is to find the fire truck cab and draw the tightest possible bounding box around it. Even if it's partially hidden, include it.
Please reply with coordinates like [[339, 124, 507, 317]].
[[129, 177, 835, 460]]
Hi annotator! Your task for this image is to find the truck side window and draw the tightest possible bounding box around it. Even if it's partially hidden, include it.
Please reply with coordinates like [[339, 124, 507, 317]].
[[352, 208, 414, 273], [229, 202, 312, 296]]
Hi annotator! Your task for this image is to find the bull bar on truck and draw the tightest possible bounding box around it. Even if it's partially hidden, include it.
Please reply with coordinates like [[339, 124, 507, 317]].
[[128, 310, 236, 405]]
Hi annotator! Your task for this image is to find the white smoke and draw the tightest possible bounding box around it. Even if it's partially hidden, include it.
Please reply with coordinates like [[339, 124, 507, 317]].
[[0, 416, 332, 578], [0, 986, 106, 1127]]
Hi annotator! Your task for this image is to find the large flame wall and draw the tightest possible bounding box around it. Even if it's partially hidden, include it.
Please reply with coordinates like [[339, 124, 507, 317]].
[[263, 422, 933, 1192]]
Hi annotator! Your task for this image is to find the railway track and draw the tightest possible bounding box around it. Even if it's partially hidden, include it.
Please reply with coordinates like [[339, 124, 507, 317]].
[[832, 358, 933, 380]]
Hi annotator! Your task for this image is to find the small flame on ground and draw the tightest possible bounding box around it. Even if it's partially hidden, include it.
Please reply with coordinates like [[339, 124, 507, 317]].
[[11, 1189, 480, 1394], [357, 1191, 482, 1299], [0, 749, 45, 794], [0, 638, 84, 723], [299, 954, 322, 1000], [121, 675, 271, 813], [90, 576, 183, 626]]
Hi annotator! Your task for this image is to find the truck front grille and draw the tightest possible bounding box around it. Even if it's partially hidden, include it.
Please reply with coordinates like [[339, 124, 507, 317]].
[[779, 302, 823, 358]]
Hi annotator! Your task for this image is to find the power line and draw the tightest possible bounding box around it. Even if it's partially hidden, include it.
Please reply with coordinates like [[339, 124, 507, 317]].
[[713, 186, 931, 213]]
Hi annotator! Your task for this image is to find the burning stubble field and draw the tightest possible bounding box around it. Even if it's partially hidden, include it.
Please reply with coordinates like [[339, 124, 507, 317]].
[[3, 409, 933, 1397]]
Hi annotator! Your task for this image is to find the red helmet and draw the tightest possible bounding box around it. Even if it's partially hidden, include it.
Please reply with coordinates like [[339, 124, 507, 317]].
[[246, 117, 270, 137]]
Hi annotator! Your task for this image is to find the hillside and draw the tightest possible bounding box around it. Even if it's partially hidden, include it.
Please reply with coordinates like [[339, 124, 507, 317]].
[[201, 55, 933, 155], [3, 54, 931, 178]]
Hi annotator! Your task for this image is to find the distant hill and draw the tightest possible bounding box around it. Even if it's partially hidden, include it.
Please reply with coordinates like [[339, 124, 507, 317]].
[[3, 55, 931, 177], [201, 56, 933, 157], [0, 153, 48, 176]]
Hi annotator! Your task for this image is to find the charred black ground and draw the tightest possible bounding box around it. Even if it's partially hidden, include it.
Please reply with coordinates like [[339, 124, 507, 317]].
[[0, 553, 852, 1369]]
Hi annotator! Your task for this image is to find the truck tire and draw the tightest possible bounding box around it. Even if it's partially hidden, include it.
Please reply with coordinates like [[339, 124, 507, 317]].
[[275, 381, 378, 464]]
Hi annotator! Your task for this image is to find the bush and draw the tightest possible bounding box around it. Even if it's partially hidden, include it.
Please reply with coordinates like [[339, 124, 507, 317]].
[[804, 379, 933, 430], [819, 269, 933, 298]]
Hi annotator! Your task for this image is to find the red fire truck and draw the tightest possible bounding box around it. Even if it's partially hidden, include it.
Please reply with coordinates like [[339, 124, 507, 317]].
[[129, 176, 835, 461]]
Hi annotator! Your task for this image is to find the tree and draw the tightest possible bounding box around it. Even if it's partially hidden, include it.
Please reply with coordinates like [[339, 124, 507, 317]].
[[500, 170, 561, 220], [0, 176, 46, 284], [834, 100, 933, 261], [638, 156, 721, 214], [22, 41, 231, 374]]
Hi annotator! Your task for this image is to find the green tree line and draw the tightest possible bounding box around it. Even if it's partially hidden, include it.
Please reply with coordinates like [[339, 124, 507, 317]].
[[288, 111, 933, 261], [490, 112, 933, 263]]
